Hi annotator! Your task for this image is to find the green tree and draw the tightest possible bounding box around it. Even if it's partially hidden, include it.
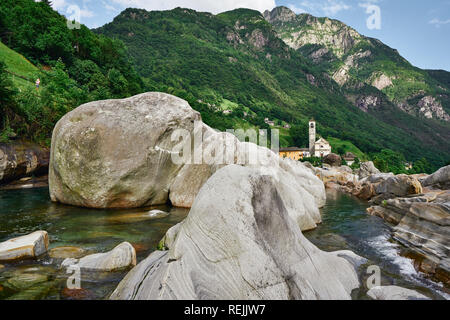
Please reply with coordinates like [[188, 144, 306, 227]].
[[373, 149, 407, 174], [350, 157, 360, 170], [0, 60, 15, 107], [290, 122, 308, 148], [410, 158, 433, 174]]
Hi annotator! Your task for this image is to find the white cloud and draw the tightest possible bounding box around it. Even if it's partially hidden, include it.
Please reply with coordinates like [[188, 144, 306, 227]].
[[429, 18, 450, 26], [287, 4, 306, 14], [80, 8, 95, 18], [293, 0, 351, 17], [322, 1, 350, 16], [102, 1, 120, 12], [51, 0, 67, 10], [110, 0, 276, 14]]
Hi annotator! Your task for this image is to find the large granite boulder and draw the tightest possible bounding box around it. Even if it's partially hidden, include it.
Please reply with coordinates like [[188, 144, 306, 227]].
[[323, 153, 342, 167], [0, 231, 49, 261], [50, 92, 325, 211], [367, 286, 430, 300], [110, 165, 364, 300], [315, 166, 359, 194], [357, 161, 380, 179], [420, 165, 450, 190], [169, 123, 326, 209], [49, 92, 201, 208], [0, 142, 49, 184], [367, 190, 450, 285], [61, 242, 136, 272], [374, 174, 422, 197]]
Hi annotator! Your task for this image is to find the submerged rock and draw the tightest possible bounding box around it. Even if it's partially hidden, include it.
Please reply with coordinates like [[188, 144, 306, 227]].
[[62, 242, 136, 272], [367, 286, 430, 300], [111, 165, 362, 300], [48, 246, 86, 259], [0, 231, 49, 262], [106, 209, 169, 224]]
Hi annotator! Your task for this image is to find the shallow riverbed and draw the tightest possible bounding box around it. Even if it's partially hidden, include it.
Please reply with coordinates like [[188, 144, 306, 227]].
[[0, 187, 447, 300], [0, 187, 188, 300]]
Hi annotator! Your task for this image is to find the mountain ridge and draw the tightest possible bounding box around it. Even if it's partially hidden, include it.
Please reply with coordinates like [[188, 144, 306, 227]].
[[96, 6, 450, 169], [264, 6, 450, 122]]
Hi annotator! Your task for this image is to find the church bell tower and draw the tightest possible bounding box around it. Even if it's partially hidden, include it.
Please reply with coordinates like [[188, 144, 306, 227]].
[[309, 120, 316, 154]]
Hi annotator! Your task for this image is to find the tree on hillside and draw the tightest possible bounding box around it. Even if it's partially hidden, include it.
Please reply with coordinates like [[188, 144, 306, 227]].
[[410, 158, 433, 174], [0, 60, 16, 107], [290, 122, 308, 148], [372, 149, 407, 174]]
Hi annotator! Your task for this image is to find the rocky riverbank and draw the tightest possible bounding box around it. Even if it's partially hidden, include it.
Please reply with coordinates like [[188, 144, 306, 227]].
[[313, 161, 450, 287], [0, 141, 49, 188], [3, 92, 447, 300], [45, 92, 370, 300]]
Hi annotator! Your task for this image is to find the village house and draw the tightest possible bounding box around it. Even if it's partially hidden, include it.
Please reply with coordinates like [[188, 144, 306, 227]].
[[279, 119, 332, 160], [279, 147, 311, 161], [343, 152, 356, 166]]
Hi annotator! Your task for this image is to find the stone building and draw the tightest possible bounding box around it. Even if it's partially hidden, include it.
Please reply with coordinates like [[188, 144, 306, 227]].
[[278, 119, 331, 160], [309, 120, 332, 157]]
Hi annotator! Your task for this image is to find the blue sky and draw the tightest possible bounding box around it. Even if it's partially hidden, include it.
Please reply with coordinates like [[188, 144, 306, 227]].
[[47, 0, 450, 71]]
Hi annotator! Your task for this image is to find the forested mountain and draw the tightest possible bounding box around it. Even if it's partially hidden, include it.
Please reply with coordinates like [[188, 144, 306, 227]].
[[265, 6, 450, 122], [97, 7, 449, 169], [0, 2, 448, 171], [0, 0, 143, 143]]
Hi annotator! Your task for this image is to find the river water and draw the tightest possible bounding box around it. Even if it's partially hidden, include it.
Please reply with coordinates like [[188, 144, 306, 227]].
[[0, 187, 447, 300]]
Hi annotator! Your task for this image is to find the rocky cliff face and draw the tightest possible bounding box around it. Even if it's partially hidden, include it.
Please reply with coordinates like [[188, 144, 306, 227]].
[[265, 6, 450, 123]]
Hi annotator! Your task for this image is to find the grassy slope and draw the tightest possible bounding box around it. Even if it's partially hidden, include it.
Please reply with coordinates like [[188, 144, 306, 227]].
[[328, 137, 366, 160], [0, 41, 39, 90]]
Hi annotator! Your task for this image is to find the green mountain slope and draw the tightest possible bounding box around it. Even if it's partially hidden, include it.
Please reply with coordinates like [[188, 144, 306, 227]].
[[0, 0, 145, 144], [264, 6, 450, 121], [97, 7, 449, 169]]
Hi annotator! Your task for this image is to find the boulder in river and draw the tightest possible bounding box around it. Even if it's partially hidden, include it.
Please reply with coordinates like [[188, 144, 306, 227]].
[[110, 165, 363, 300], [50, 92, 325, 210], [367, 286, 430, 300], [0, 231, 49, 262], [357, 161, 380, 179], [49, 92, 201, 208], [0, 142, 49, 184], [62, 242, 136, 272], [420, 165, 450, 190], [374, 174, 422, 197], [367, 190, 450, 285], [323, 153, 342, 167]]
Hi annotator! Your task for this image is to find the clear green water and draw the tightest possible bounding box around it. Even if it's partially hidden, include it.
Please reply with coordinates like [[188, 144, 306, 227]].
[[0, 187, 188, 300], [0, 187, 447, 300], [305, 190, 448, 300]]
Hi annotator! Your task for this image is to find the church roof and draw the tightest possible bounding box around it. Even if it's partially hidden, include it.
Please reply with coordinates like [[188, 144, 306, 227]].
[[315, 137, 330, 145]]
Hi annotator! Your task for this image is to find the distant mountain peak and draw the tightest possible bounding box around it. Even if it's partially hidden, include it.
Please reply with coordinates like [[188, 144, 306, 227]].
[[263, 6, 296, 23]]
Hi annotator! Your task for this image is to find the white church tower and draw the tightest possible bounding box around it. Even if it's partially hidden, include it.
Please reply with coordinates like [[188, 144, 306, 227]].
[[309, 119, 316, 154]]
